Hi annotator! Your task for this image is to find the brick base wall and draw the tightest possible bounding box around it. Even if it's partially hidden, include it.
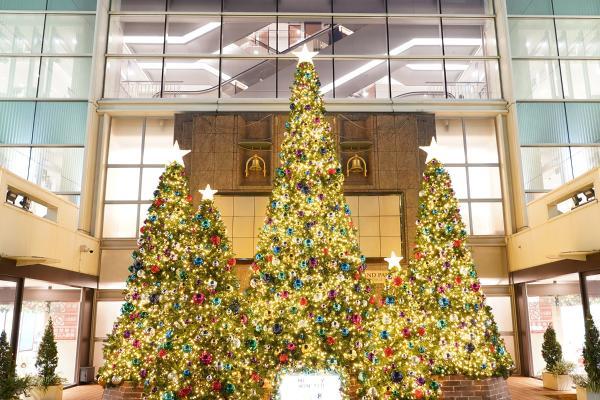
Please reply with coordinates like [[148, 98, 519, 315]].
[[102, 382, 143, 400], [438, 375, 511, 400]]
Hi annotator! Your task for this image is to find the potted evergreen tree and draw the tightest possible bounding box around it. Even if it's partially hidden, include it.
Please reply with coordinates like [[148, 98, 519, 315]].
[[542, 324, 574, 390], [0, 331, 32, 399], [575, 316, 600, 400], [30, 318, 63, 400]]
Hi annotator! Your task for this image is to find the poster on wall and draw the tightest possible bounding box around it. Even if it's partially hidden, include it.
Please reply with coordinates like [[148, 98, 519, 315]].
[[527, 297, 553, 334], [50, 302, 79, 340]]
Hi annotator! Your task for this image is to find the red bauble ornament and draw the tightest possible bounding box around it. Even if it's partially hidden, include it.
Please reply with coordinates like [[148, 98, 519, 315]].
[[393, 277, 403, 286], [158, 349, 167, 358], [369, 296, 377, 305], [287, 343, 296, 351], [227, 258, 236, 266], [200, 351, 213, 365], [384, 347, 394, 357], [414, 252, 423, 260], [455, 276, 462, 284], [415, 389, 424, 399], [211, 235, 221, 246], [326, 336, 335, 346], [417, 326, 426, 336], [453, 240, 462, 248], [354, 272, 361, 281], [140, 226, 146, 234], [251, 372, 261, 382], [150, 265, 160, 274], [266, 255, 273, 262], [193, 293, 205, 304], [323, 248, 329, 255], [178, 386, 192, 397], [299, 297, 308, 306], [280, 291, 289, 299], [186, 195, 193, 202], [212, 380, 222, 391], [279, 353, 289, 364], [327, 168, 336, 175]]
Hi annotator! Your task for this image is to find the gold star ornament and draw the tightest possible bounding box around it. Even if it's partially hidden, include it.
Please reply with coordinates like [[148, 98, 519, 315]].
[[199, 184, 218, 201], [292, 44, 318, 65]]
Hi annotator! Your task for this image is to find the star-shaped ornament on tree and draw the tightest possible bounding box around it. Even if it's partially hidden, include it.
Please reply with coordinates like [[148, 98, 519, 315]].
[[384, 251, 403, 270], [419, 137, 445, 163], [199, 184, 218, 201], [166, 140, 191, 165], [292, 44, 318, 65]]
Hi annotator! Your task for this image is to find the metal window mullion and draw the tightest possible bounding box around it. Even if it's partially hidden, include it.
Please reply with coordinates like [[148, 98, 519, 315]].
[[136, 119, 148, 239], [460, 118, 476, 233], [160, 13, 167, 98], [385, 14, 392, 99], [218, 11, 224, 99]]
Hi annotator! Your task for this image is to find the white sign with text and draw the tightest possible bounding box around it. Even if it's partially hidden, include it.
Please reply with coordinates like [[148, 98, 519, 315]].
[[278, 373, 342, 400]]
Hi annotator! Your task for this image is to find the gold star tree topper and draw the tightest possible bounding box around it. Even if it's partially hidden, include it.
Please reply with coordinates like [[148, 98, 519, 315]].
[[419, 137, 445, 163], [199, 184, 218, 201], [384, 251, 403, 270], [292, 44, 318, 65]]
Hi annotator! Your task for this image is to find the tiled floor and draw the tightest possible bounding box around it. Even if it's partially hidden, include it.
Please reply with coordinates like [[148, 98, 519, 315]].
[[63, 377, 577, 400]]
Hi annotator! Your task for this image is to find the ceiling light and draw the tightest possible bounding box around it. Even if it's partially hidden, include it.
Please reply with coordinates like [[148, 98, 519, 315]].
[[124, 22, 221, 45]]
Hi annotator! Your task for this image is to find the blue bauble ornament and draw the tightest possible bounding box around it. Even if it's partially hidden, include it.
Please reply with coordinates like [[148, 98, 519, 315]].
[[340, 263, 350, 272], [380, 330, 389, 339], [438, 297, 450, 308], [385, 296, 395, 305], [201, 219, 211, 228], [183, 369, 191, 377], [272, 323, 283, 335], [391, 371, 404, 383], [293, 279, 303, 289], [194, 257, 203, 266]]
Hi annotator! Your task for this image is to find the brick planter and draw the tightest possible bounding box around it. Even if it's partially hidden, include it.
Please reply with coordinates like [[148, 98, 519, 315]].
[[102, 382, 143, 400], [437, 375, 511, 400]]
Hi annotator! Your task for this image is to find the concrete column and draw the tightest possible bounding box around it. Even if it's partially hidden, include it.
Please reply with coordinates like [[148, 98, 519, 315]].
[[495, 0, 528, 231]]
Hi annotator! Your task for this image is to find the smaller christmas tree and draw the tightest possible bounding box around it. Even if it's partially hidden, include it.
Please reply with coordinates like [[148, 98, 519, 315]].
[[35, 318, 61, 388], [542, 325, 562, 372], [583, 317, 600, 393], [367, 252, 440, 399], [0, 331, 32, 399]]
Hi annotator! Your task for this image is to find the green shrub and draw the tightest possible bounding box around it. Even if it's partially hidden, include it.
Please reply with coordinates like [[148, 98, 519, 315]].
[[583, 316, 600, 393], [542, 325, 563, 372], [550, 360, 575, 376], [0, 331, 32, 399], [35, 318, 62, 389]]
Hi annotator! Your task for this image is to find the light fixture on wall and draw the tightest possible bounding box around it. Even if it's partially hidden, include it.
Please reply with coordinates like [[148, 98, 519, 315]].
[[19, 196, 31, 212], [245, 154, 266, 177], [346, 154, 367, 177]]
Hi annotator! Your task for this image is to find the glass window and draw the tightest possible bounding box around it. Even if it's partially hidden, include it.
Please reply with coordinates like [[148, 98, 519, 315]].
[[390, 60, 445, 100], [333, 59, 389, 99], [110, 0, 166, 11], [445, 59, 501, 100], [0, 148, 30, 179], [94, 302, 122, 338], [557, 19, 600, 57], [0, 14, 43, 53], [223, 0, 276, 12], [38, 57, 91, 98], [16, 280, 81, 384], [278, 0, 331, 13], [521, 147, 573, 191], [517, 103, 569, 144], [388, 18, 442, 57], [487, 296, 516, 359], [434, 118, 466, 163], [0, 101, 35, 143], [140, 168, 164, 200], [105, 168, 140, 200], [570, 147, 600, 177], [220, 58, 276, 98], [0, 57, 40, 98], [163, 58, 219, 99], [103, 204, 139, 238], [165, 16, 220, 55], [108, 118, 143, 164], [278, 59, 333, 99], [333, 0, 385, 13], [512, 60, 563, 100], [143, 119, 174, 164], [104, 58, 164, 98], [458, 201, 471, 234], [0, 0, 46, 10], [388, 0, 439, 13], [0, 280, 16, 342], [43, 15, 95, 54], [561, 60, 600, 100], [526, 274, 585, 376], [468, 167, 502, 198], [509, 19, 557, 57], [107, 15, 165, 55], [553, 0, 600, 16], [332, 18, 387, 56], [446, 167, 468, 198], [470, 202, 504, 235], [277, 18, 332, 55], [28, 147, 84, 192], [587, 274, 600, 326], [221, 17, 276, 56], [47, 0, 96, 10], [167, 0, 220, 11], [565, 103, 600, 143], [506, 0, 553, 15], [32, 102, 87, 145], [465, 118, 498, 163], [441, 0, 492, 14], [442, 18, 497, 56]]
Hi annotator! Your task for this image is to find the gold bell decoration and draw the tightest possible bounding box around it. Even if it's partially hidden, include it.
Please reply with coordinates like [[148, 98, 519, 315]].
[[346, 154, 367, 177], [245, 153, 266, 177]]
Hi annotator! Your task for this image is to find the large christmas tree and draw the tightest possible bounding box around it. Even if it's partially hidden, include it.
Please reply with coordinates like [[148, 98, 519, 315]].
[[367, 252, 440, 399], [97, 158, 196, 389], [245, 47, 377, 398], [407, 141, 513, 378]]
